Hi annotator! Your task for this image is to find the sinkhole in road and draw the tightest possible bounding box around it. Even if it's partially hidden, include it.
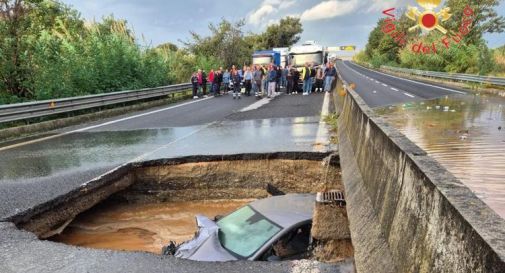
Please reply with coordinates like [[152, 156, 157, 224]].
[[15, 153, 354, 263]]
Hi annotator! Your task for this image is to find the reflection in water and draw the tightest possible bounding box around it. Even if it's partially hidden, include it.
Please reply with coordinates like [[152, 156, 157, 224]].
[[0, 127, 197, 180], [377, 94, 505, 218], [51, 199, 253, 254]]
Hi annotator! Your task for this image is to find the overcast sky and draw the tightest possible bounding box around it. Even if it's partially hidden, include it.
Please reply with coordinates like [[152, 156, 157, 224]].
[[61, 0, 505, 50]]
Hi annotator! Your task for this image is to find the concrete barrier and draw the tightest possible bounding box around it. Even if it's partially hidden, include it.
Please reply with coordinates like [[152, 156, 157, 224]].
[[334, 79, 505, 272]]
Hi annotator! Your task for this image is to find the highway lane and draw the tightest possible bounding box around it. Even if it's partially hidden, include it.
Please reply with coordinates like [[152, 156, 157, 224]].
[[0, 92, 329, 220], [336, 60, 467, 108]]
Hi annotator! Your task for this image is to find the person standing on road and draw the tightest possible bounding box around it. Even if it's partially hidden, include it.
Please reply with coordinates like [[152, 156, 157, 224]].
[[212, 69, 221, 97], [244, 66, 253, 96], [302, 63, 311, 96], [231, 68, 242, 99], [275, 66, 282, 93], [315, 66, 324, 92], [309, 63, 316, 94], [324, 63, 337, 93], [223, 68, 230, 94], [253, 65, 263, 99], [281, 66, 288, 88], [293, 68, 300, 95], [217, 67, 223, 95], [262, 65, 268, 96], [191, 72, 199, 99], [208, 69, 215, 95], [267, 65, 277, 98], [201, 70, 208, 97], [286, 66, 294, 95], [197, 69, 205, 97]]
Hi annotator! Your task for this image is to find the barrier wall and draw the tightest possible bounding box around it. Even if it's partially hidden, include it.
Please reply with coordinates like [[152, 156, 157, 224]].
[[335, 80, 505, 272]]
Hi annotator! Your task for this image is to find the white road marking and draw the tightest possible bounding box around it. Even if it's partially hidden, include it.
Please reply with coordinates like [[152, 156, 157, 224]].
[[404, 92, 415, 98], [0, 96, 215, 152], [391, 88, 399, 92], [239, 94, 277, 112], [346, 61, 466, 95], [382, 84, 388, 87], [314, 92, 330, 152]]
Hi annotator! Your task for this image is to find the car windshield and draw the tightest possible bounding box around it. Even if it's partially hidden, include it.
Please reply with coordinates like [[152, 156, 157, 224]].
[[217, 205, 281, 258], [253, 56, 273, 65], [290, 53, 323, 67]]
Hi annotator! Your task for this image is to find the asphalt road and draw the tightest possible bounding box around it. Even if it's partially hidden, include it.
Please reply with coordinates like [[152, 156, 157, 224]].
[[336, 60, 467, 108], [0, 92, 328, 220]]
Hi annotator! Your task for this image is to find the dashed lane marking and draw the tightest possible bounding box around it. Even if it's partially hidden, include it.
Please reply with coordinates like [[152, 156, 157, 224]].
[[346, 61, 466, 95]]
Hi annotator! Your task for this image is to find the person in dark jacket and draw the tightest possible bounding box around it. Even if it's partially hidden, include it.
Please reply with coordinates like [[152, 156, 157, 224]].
[[201, 70, 207, 97], [231, 68, 241, 99], [213, 69, 221, 97], [275, 66, 282, 93], [293, 69, 301, 94], [286, 66, 294, 95], [191, 72, 199, 99], [217, 67, 223, 94]]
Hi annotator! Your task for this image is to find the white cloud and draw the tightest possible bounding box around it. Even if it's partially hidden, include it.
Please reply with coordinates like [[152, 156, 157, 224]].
[[300, 0, 359, 22], [248, 0, 298, 26], [279, 0, 297, 10], [248, 4, 277, 25], [366, 0, 404, 12]]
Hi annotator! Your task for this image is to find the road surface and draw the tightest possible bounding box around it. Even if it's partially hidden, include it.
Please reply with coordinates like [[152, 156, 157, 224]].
[[336, 60, 467, 107]]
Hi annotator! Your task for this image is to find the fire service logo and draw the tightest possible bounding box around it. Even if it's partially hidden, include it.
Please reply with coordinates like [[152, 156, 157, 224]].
[[381, 0, 475, 54], [406, 0, 451, 34]]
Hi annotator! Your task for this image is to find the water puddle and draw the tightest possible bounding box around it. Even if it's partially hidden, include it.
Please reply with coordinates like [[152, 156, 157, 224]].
[[376, 94, 505, 218], [50, 199, 253, 254]]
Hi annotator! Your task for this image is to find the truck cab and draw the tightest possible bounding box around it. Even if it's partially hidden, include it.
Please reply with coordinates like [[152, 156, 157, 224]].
[[252, 50, 281, 67], [288, 41, 327, 70], [288, 41, 328, 90]]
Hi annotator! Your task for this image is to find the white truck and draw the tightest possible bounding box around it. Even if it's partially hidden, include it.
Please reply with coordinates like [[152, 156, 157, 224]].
[[288, 41, 327, 69]]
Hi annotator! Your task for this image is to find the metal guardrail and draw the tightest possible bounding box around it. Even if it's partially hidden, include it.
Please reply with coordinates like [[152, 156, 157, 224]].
[[381, 66, 505, 86], [0, 83, 192, 124]]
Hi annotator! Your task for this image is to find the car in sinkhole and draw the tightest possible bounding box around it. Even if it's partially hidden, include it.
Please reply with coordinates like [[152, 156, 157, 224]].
[[162, 194, 315, 262]]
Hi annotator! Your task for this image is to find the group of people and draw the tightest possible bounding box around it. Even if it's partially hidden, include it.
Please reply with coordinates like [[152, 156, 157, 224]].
[[190, 62, 337, 100]]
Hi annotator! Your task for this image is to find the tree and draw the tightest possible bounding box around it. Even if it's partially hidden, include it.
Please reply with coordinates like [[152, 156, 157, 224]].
[[255, 17, 303, 49], [445, 0, 505, 45], [365, 15, 417, 67], [0, 0, 42, 98], [183, 18, 250, 68]]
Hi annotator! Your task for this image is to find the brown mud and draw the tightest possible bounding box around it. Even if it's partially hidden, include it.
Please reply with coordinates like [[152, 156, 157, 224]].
[[51, 199, 252, 254]]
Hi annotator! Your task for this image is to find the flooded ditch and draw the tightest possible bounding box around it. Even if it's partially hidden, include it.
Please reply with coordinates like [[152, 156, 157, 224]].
[[376, 93, 505, 218], [11, 153, 353, 263]]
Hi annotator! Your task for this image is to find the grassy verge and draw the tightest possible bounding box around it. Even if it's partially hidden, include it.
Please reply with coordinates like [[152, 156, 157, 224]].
[[324, 113, 339, 144]]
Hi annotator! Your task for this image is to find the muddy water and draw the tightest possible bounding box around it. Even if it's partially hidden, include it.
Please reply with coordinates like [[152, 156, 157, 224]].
[[376, 94, 505, 218], [51, 199, 252, 254]]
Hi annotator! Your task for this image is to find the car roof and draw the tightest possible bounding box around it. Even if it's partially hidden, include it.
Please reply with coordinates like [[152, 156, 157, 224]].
[[249, 193, 315, 229]]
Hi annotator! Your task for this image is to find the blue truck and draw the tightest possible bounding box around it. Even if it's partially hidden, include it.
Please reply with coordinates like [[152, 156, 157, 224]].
[[252, 50, 281, 67]]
